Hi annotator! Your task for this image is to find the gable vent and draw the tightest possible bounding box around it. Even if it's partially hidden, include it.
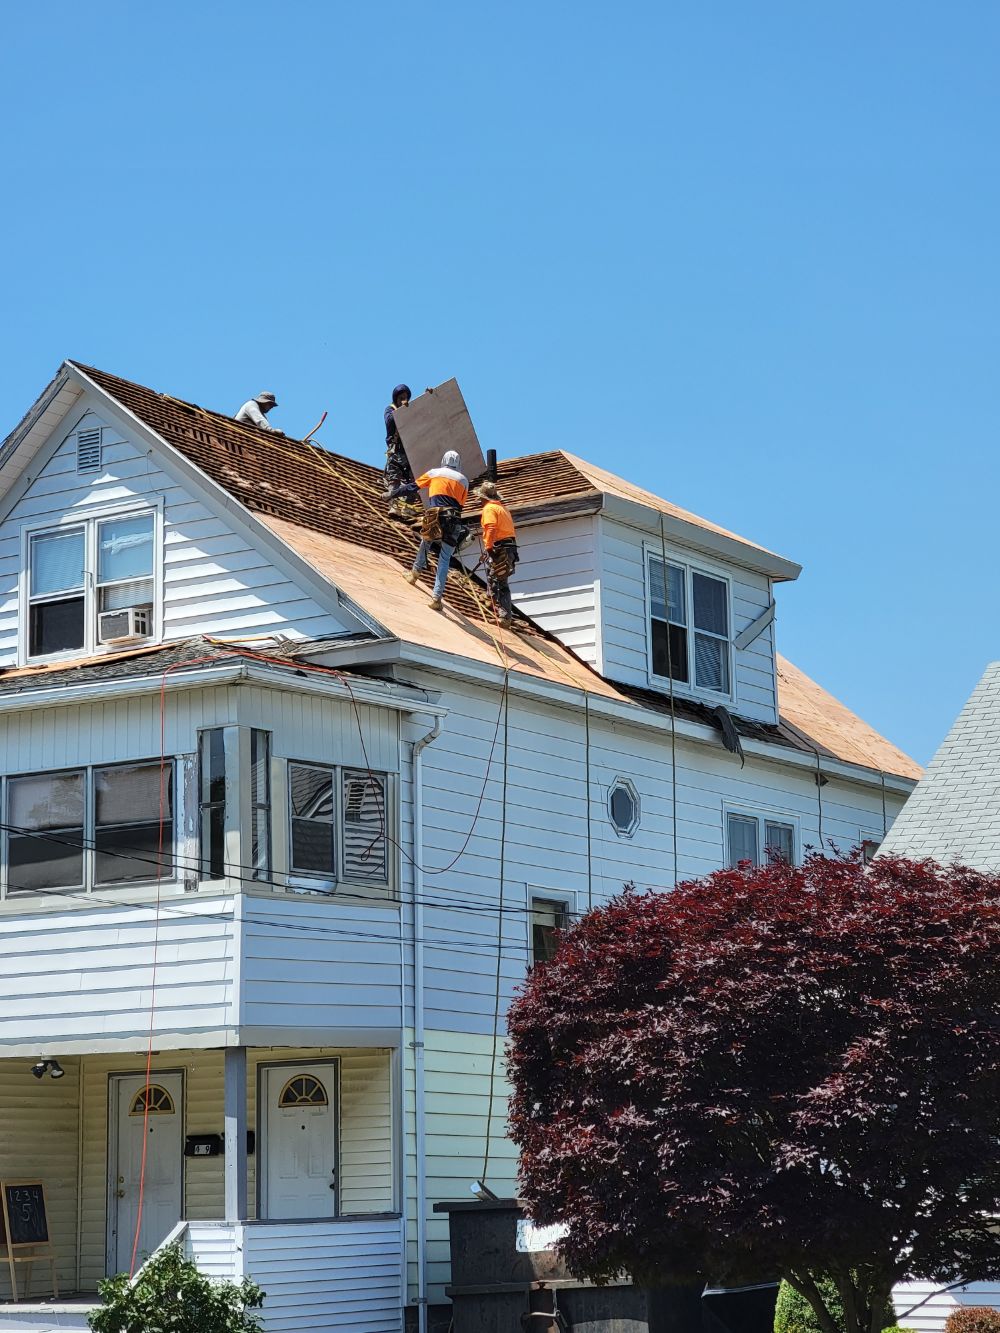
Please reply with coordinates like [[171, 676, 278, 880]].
[[76, 428, 103, 473]]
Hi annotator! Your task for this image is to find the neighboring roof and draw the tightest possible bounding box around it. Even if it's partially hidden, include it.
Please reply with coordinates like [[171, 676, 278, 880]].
[[878, 663, 1000, 869], [50, 361, 917, 781]]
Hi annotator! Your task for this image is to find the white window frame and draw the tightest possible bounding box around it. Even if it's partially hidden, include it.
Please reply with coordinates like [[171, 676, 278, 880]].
[[645, 547, 735, 702], [724, 803, 800, 868], [0, 758, 178, 904], [18, 499, 163, 665], [525, 886, 578, 967], [283, 758, 398, 901]]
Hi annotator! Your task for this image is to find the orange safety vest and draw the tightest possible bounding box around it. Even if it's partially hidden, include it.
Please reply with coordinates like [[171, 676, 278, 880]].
[[415, 467, 469, 507], [481, 500, 516, 551]]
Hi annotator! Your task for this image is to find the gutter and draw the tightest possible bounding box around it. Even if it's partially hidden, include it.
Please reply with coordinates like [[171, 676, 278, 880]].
[[411, 714, 442, 1333]]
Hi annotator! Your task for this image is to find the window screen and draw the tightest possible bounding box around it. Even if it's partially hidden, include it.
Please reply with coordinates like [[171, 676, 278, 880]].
[[341, 771, 388, 883], [727, 813, 759, 867], [289, 763, 335, 877], [692, 573, 730, 693], [7, 770, 85, 893], [95, 762, 173, 884]]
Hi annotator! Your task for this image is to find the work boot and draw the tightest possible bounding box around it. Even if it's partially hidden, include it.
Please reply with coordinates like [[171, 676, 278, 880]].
[[499, 613, 513, 629], [428, 596, 443, 612], [404, 570, 418, 586]]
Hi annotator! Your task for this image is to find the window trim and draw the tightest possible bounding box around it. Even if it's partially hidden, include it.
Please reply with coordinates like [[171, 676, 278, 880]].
[[724, 803, 800, 868], [284, 758, 396, 899], [608, 776, 641, 839], [645, 547, 735, 702], [18, 500, 163, 666], [0, 757, 177, 902]]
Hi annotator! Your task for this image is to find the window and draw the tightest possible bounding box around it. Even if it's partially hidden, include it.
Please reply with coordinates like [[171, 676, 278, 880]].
[[608, 778, 640, 837], [7, 770, 85, 895], [3, 760, 173, 900], [649, 555, 731, 695], [199, 729, 227, 880], [278, 1074, 328, 1108], [28, 528, 86, 656], [130, 1085, 175, 1116], [97, 514, 154, 617], [532, 897, 568, 965], [727, 811, 796, 868], [250, 730, 272, 881], [288, 761, 391, 890], [95, 762, 173, 884], [24, 509, 156, 661], [861, 837, 881, 865]]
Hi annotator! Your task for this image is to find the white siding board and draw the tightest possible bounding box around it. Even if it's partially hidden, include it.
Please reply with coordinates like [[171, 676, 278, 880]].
[[510, 515, 600, 666]]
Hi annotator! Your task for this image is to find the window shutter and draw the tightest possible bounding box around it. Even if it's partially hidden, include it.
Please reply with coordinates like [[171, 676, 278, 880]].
[[76, 428, 103, 473]]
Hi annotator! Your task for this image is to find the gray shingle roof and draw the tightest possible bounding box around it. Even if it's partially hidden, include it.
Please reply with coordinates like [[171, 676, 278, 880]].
[[878, 662, 1000, 870]]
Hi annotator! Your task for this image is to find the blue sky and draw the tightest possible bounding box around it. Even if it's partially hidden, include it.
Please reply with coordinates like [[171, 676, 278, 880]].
[[2, 1, 997, 765]]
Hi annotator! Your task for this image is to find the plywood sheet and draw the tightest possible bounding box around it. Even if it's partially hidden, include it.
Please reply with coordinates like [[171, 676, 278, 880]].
[[393, 379, 488, 491]]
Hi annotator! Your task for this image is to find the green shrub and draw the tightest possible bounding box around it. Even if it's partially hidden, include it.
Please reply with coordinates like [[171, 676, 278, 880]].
[[944, 1309, 1000, 1333], [774, 1278, 895, 1333], [88, 1242, 265, 1333]]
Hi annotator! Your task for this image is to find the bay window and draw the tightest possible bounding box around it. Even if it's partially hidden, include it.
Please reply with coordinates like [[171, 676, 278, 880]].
[[649, 554, 731, 695]]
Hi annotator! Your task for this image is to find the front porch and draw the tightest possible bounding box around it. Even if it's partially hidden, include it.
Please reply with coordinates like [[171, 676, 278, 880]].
[[0, 1045, 403, 1331]]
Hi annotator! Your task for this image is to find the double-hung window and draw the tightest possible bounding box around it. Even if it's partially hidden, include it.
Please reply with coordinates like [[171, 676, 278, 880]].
[[648, 554, 731, 695], [727, 811, 796, 868], [288, 761, 390, 893], [24, 509, 156, 661], [2, 760, 174, 900]]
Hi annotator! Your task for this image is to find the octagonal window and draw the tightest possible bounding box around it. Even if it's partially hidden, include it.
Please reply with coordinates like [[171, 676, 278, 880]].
[[608, 778, 640, 838]]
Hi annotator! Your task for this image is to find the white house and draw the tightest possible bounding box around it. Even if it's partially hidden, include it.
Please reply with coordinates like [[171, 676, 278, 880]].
[[0, 361, 919, 1333]]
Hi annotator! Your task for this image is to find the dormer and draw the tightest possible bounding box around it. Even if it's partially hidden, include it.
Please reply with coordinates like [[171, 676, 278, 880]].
[[498, 451, 801, 726]]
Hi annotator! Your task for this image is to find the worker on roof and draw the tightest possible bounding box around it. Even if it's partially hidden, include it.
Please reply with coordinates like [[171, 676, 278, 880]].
[[476, 480, 519, 629], [405, 450, 469, 612], [381, 384, 420, 515], [235, 392, 282, 434]]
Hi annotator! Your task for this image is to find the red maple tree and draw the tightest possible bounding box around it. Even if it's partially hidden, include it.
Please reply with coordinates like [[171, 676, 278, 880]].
[[507, 853, 1000, 1333]]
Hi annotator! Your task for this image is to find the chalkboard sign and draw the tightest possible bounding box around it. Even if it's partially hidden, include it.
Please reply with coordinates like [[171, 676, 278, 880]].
[[0, 1179, 57, 1301], [1, 1182, 48, 1245]]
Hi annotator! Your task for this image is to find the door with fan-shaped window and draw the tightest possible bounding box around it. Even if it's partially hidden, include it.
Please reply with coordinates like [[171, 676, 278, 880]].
[[260, 1063, 338, 1219], [109, 1072, 183, 1274]]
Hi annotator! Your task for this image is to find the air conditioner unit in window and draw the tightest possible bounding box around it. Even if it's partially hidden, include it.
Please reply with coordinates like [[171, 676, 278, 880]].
[[98, 607, 152, 644]]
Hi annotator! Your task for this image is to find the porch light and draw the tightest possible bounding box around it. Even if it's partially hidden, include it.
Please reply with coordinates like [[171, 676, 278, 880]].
[[30, 1059, 64, 1080]]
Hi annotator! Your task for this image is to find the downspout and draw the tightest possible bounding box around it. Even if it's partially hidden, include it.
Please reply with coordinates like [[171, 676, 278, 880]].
[[412, 715, 442, 1333]]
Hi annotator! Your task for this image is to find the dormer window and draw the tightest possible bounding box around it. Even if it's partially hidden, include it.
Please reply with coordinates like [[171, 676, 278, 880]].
[[24, 509, 157, 661], [648, 553, 731, 695]]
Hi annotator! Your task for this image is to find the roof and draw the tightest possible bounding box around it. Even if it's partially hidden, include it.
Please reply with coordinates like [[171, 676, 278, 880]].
[[50, 361, 917, 781], [878, 663, 1000, 868]]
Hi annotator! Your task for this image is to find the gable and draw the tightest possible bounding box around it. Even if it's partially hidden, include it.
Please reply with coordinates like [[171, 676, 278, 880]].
[[0, 400, 364, 667]]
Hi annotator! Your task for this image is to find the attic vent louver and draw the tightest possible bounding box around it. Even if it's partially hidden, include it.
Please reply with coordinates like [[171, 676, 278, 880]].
[[76, 428, 103, 473]]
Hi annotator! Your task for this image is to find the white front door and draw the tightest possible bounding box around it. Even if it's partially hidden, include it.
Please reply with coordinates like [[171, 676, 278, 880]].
[[262, 1063, 338, 1219], [110, 1072, 183, 1274]]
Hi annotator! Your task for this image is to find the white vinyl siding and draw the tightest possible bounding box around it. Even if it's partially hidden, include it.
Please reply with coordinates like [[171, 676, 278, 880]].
[[505, 514, 601, 668]]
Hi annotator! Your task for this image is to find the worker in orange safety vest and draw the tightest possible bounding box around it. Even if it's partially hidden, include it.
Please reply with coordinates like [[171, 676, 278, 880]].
[[404, 450, 469, 610], [476, 480, 519, 628]]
